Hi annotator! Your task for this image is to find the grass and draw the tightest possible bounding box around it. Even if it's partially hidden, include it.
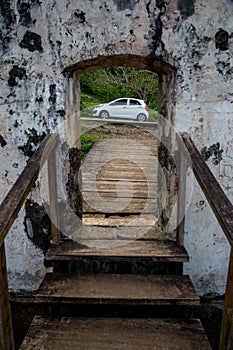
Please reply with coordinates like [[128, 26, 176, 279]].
[[81, 133, 101, 159]]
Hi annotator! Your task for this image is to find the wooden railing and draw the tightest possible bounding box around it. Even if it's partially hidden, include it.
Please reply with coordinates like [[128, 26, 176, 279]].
[[0, 134, 59, 350], [177, 132, 233, 350]]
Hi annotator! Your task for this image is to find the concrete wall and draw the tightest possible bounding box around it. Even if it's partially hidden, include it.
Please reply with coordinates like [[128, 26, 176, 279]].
[[0, 0, 233, 295]]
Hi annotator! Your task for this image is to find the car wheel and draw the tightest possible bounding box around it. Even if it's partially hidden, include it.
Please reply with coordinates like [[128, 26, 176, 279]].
[[137, 113, 146, 122], [99, 110, 109, 119]]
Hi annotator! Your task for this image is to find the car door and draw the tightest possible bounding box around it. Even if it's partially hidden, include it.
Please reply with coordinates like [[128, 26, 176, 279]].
[[108, 98, 128, 118], [128, 99, 143, 120]]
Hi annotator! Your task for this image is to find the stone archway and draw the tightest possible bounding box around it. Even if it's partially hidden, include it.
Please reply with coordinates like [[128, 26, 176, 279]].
[[65, 54, 177, 235]]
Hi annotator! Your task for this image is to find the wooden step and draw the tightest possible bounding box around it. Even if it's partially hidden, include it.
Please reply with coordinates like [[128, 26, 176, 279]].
[[46, 239, 188, 274], [36, 273, 199, 305], [46, 239, 189, 261], [20, 316, 211, 350]]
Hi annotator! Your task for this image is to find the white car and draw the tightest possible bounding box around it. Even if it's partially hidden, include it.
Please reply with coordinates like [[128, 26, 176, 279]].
[[93, 98, 149, 121]]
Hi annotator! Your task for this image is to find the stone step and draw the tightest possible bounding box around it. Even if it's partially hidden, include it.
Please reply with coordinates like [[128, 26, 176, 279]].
[[20, 316, 211, 350], [46, 239, 189, 274], [36, 273, 199, 306]]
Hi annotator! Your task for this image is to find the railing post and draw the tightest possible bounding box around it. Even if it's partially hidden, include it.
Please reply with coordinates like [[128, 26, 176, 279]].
[[176, 147, 188, 246], [48, 147, 60, 244], [0, 243, 15, 350], [219, 248, 233, 350]]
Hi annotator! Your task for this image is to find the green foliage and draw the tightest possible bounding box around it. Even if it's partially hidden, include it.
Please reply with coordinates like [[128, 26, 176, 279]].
[[81, 133, 100, 159]]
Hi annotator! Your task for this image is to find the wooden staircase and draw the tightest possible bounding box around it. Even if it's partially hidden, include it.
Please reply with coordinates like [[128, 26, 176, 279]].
[[3, 132, 233, 349], [19, 230, 211, 349], [19, 131, 211, 349]]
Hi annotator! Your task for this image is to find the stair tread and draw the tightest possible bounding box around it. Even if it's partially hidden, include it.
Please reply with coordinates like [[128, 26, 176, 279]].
[[46, 239, 189, 262], [20, 316, 211, 350], [36, 273, 199, 305]]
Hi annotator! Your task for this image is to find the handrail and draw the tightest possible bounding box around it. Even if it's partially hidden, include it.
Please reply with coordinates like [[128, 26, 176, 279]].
[[177, 132, 233, 246], [0, 134, 58, 247], [0, 133, 58, 350], [177, 132, 233, 350]]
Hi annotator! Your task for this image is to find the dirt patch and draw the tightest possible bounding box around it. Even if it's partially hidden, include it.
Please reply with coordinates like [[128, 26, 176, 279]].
[[82, 122, 158, 140]]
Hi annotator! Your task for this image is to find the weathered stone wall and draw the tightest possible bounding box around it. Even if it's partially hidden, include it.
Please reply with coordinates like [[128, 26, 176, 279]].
[[160, 0, 233, 296], [0, 0, 232, 295]]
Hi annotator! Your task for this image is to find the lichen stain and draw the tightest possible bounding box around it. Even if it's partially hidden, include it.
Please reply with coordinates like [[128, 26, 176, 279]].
[[158, 140, 176, 171], [17, 1, 33, 26], [215, 29, 229, 51], [178, 0, 196, 20], [8, 65, 27, 87], [113, 0, 137, 11], [20, 31, 43, 52], [73, 10, 86, 24], [0, 0, 16, 52], [49, 84, 57, 105], [0, 0, 16, 27], [201, 143, 223, 165], [24, 199, 51, 253], [18, 128, 46, 157], [17, 0, 42, 26], [0, 135, 7, 148]]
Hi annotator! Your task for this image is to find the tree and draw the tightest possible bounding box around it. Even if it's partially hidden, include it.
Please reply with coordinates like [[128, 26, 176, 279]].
[[102, 67, 158, 109]]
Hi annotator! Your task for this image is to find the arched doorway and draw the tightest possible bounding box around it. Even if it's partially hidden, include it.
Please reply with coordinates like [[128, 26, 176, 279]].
[[64, 54, 177, 239]]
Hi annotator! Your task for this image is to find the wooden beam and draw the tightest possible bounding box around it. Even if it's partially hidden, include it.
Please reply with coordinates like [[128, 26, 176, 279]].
[[0, 243, 15, 350], [48, 147, 60, 244], [176, 144, 188, 246], [178, 133, 233, 245], [0, 134, 58, 246], [219, 249, 233, 350]]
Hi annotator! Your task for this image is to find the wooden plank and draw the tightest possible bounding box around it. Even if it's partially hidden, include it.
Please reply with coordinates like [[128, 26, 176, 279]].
[[84, 155, 157, 162], [89, 141, 157, 147], [36, 273, 199, 305], [83, 198, 157, 214], [83, 174, 157, 182], [82, 190, 156, 199], [0, 134, 58, 246], [82, 214, 157, 226], [82, 166, 157, 173], [0, 243, 15, 350], [86, 152, 157, 158], [82, 163, 158, 171], [176, 144, 188, 246], [48, 147, 60, 244], [19, 316, 211, 350], [178, 133, 233, 245], [45, 239, 189, 261], [219, 248, 233, 350], [82, 180, 157, 190]]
